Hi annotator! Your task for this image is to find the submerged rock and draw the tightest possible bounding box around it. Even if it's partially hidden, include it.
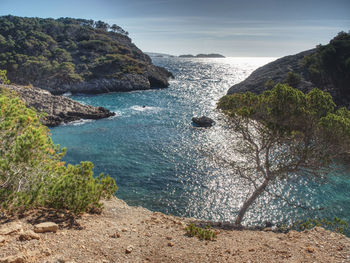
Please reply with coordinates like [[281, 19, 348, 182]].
[[192, 116, 215, 127], [1, 84, 115, 127]]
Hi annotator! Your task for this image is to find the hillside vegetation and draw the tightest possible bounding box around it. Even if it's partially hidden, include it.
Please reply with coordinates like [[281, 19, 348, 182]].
[[302, 31, 350, 106], [227, 31, 350, 108], [0, 15, 171, 94]]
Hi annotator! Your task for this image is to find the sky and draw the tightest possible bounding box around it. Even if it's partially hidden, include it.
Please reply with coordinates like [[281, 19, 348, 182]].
[[0, 0, 349, 56]]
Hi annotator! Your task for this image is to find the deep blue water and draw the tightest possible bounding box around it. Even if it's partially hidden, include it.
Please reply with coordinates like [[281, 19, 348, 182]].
[[51, 57, 350, 233]]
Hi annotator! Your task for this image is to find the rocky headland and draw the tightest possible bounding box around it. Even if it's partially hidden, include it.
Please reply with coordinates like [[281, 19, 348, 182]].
[[0, 16, 174, 95], [227, 49, 316, 95], [227, 32, 350, 108], [1, 84, 115, 126]]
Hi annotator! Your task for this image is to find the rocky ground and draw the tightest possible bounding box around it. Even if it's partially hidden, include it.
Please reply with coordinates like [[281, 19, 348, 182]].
[[1, 84, 115, 126], [0, 197, 349, 263]]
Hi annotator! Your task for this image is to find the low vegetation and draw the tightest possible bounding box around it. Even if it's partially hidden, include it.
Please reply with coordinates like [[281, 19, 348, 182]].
[[0, 88, 117, 215], [292, 217, 348, 234], [185, 223, 217, 240]]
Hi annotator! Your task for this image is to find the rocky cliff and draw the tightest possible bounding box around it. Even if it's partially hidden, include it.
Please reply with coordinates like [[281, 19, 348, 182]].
[[227, 32, 350, 108], [0, 16, 173, 95], [227, 49, 317, 94], [1, 84, 115, 126]]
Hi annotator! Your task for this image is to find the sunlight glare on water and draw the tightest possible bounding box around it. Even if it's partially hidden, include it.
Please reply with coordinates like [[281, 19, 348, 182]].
[[50, 57, 350, 232]]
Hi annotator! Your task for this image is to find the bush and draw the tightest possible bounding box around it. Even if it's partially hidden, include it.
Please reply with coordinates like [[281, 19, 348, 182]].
[[0, 69, 9, 84], [185, 223, 217, 240], [292, 217, 348, 234], [285, 71, 301, 88], [0, 88, 117, 214]]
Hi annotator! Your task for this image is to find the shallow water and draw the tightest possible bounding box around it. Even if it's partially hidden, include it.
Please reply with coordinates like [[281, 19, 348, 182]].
[[51, 57, 350, 234]]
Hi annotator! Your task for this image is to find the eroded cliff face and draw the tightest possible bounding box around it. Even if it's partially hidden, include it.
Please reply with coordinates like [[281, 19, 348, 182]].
[[227, 49, 317, 94], [48, 65, 174, 95], [226, 48, 348, 107], [1, 84, 115, 126]]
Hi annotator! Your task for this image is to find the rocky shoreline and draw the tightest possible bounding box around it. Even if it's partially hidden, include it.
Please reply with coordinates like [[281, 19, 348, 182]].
[[47, 65, 174, 95], [1, 84, 115, 127]]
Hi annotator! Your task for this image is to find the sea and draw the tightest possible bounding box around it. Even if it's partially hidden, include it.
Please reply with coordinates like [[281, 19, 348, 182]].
[[51, 57, 350, 234]]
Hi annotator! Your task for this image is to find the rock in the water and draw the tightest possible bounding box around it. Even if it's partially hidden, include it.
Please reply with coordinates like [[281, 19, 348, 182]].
[[34, 222, 58, 233], [192, 116, 215, 127], [1, 84, 115, 127]]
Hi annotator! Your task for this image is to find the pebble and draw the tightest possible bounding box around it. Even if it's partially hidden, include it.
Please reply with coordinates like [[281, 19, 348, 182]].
[[110, 232, 121, 238], [306, 246, 315, 253], [168, 242, 175, 247], [19, 230, 40, 241], [125, 245, 134, 254], [34, 222, 58, 233]]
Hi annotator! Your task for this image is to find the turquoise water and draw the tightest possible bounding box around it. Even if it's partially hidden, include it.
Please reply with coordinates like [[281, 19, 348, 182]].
[[51, 57, 350, 233]]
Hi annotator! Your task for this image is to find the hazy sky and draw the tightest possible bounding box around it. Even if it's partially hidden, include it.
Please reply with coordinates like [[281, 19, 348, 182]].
[[1, 0, 349, 56]]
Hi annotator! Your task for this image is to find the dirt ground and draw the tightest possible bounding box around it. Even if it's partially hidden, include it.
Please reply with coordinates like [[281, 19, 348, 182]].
[[1, 197, 349, 263]]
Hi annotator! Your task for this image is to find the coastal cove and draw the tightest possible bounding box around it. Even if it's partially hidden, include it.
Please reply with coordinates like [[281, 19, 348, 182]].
[[50, 57, 350, 233]]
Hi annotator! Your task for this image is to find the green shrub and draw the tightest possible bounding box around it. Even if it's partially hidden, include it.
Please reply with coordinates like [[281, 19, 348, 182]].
[[285, 71, 301, 88], [0, 69, 9, 84], [185, 223, 217, 240], [0, 89, 117, 214], [264, 78, 274, 88]]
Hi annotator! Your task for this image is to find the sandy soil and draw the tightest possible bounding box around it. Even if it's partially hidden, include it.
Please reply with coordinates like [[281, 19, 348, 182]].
[[1, 197, 349, 263]]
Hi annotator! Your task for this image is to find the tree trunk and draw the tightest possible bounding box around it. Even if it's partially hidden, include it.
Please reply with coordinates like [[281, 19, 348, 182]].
[[235, 178, 270, 226]]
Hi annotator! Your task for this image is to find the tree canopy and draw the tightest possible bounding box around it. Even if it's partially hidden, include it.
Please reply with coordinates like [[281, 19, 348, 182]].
[[302, 31, 350, 106], [218, 84, 350, 226]]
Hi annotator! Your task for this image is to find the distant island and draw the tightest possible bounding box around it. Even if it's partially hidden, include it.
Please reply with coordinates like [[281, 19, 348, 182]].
[[179, 53, 225, 58], [146, 52, 175, 58]]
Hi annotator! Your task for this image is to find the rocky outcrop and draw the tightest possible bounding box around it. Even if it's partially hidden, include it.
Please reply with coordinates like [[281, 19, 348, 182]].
[[192, 116, 215, 127], [48, 66, 174, 95], [1, 84, 115, 126], [227, 49, 316, 95], [0, 16, 174, 95]]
